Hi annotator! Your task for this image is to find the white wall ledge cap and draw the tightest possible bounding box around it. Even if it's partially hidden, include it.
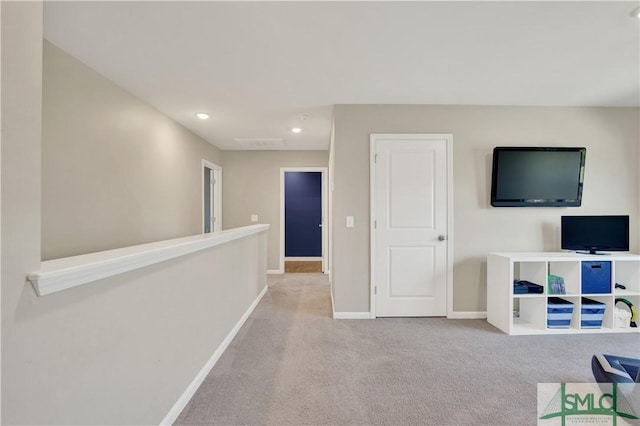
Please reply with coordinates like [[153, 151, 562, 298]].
[[489, 251, 640, 261], [28, 224, 270, 296]]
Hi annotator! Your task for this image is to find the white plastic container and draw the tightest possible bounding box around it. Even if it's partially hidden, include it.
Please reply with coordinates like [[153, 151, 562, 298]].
[[614, 307, 631, 328]]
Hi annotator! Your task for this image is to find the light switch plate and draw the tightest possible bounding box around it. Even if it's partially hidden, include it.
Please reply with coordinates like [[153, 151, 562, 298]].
[[251, 214, 258, 222], [346, 216, 354, 228]]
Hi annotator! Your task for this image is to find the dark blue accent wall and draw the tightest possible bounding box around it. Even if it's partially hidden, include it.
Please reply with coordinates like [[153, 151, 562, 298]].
[[285, 172, 322, 257]]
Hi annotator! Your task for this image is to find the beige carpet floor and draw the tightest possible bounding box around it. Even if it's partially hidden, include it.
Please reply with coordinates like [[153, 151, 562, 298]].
[[175, 273, 640, 425]]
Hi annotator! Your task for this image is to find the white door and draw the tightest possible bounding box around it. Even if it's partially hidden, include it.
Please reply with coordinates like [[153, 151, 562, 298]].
[[372, 134, 451, 317]]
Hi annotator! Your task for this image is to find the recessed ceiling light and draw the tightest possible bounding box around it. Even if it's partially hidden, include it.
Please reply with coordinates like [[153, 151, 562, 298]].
[[196, 113, 210, 120], [632, 7, 640, 18], [291, 127, 302, 133]]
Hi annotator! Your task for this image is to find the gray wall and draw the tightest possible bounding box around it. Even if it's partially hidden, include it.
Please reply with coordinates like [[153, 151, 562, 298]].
[[222, 150, 329, 271], [42, 41, 223, 260], [332, 104, 640, 313], [1, 0, 44, 419]]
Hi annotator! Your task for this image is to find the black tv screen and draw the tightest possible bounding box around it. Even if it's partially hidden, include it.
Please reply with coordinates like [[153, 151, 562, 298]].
[[561, 215, 629, 254], [490, 147, 586, 207]]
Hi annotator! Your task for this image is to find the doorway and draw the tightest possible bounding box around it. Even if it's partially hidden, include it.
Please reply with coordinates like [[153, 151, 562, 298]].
[[370, 134, 453, 317], [202, 160, 222, 233], [280, 168, 328, 274]]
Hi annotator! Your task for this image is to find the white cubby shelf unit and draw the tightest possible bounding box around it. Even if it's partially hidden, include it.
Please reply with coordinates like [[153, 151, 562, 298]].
[[487, 252, 640, 335]]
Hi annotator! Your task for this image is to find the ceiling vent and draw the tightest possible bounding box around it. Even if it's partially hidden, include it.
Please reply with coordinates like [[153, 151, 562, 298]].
[[233, 138, 287, 150]]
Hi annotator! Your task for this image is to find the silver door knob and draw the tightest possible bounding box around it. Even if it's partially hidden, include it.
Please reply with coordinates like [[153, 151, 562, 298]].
[[438, 235, 447, 241]]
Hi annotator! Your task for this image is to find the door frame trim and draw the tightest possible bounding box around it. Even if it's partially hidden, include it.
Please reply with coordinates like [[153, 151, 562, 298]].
[[202, 159, 222, 233], [369, 134, 454, 318], [280, 167, 329, 275]]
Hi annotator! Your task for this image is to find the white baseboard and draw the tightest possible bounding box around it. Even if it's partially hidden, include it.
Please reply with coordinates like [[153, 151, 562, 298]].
[[284, 257, 322, 261], [447, 311, 487, 319], [333, 311, 371, 319], [332, 311, 486, 320], [160, 284, 268, 425], [266, 269, 283, 274], [330, 286, 336, 317], [330, 286, 371, 320]]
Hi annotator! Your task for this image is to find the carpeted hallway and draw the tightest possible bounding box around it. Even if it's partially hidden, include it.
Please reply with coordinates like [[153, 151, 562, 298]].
[[175, 273, 639, 425]]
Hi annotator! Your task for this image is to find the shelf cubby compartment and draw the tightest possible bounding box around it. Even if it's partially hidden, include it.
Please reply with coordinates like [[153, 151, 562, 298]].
[[546, 296, 579, 331], [613, 295, 640, 330], [548, 261, 581, 296], [513, 295, 547, 333], [613, 261, 640, 294], [580, 296, 610, 330], [514, 261, 547, 292]]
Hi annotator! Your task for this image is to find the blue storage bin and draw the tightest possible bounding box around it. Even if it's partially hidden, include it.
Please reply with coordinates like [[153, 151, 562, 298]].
[[547, 297, 574, 329], [581, 261, 611, 294], [581, 297, 606, 329]]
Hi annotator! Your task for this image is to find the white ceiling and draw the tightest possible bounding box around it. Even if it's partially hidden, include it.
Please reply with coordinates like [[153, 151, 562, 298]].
[[44, 1, 640, 151]]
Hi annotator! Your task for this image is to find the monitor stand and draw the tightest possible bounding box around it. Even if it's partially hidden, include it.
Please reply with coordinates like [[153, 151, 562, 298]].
[[575, 249, 610, 255]]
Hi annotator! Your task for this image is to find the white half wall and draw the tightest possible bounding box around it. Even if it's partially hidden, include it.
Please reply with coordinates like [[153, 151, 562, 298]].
[[6, 229, 268, 425]]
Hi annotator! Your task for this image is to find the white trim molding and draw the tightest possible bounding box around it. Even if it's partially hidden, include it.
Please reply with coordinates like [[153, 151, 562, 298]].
[[28, 224, 270, 296], [330, 285, 336, 317], [266, 269, 283, 275], [447, 311, 488, 319], [159, 284, 269, 426], [279, 167, 329, 274], [330, 286, 371, 319], [284, 257, 323, 261], [333, 312, 371, 320], [201, 159, 222, 233]]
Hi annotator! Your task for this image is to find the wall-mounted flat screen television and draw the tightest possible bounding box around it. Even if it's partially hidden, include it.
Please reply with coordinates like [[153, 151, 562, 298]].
[[490, 147, 586, 207], [561, 215, 629, 254]]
